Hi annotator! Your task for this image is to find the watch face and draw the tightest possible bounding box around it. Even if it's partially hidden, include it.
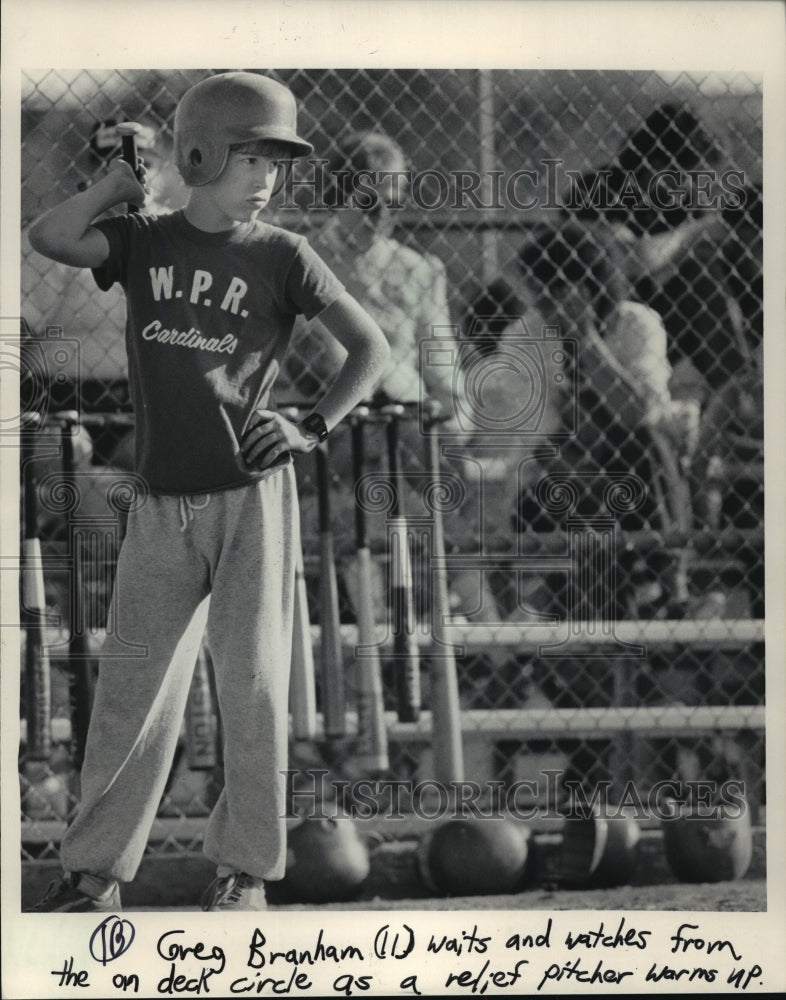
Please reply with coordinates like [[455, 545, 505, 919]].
[[303, 413, 328, 441]]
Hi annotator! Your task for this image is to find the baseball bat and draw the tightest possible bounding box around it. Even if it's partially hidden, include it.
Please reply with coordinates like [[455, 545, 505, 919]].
[[279, 406, 318, 741], [21, 412, 52, 762], [290, 539, 318, 740], [424, 413, 464, 783], [384, 404, 421, 723], [184, 642, 218, 770], [59, 411, 95, 770], [350, 407, 389, 771], [315, 439, 345, 738], [116, 121, 143, 214]]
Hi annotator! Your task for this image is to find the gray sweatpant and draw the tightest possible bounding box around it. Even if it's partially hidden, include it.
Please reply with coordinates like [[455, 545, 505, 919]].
[[61, 467, 298, 882]]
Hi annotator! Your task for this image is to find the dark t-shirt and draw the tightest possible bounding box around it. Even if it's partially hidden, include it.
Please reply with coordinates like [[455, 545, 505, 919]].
[[92, 210, 344, 494]]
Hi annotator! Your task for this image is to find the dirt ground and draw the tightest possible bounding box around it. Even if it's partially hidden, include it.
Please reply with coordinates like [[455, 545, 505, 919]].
[[266, 879, 766, 912]]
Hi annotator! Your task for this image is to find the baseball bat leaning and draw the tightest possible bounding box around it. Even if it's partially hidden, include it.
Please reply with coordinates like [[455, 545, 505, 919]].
[[384, 404, 420, 723], [116, 121, 143, 214], [59, 411, 95, 770], [350, 408, 389, 772], [424, 412, 464, 783], [290, 540, 318, 740], [280, 406, 318, 741], [21, 412, 52, 762], [315, 439, 346, 738], [184, 642, 218, 770]]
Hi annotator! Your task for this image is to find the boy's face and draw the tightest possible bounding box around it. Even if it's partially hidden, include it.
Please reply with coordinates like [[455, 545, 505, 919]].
[[190, 150, 280, 229]]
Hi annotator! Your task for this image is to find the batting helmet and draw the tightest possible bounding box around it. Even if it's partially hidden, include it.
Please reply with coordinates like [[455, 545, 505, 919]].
[[174, 72, 314, 186]]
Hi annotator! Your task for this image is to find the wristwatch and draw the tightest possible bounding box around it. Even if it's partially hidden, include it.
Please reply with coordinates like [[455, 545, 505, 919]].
[[301, 412, 329, 442]]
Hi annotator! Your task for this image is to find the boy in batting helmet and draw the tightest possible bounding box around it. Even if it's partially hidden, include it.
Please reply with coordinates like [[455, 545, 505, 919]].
[[26, 71, 389, 912]]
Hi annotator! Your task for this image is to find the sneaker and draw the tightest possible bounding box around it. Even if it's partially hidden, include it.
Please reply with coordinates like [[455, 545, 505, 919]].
[[201, 871, 266, 911], [25, 873, 121, 913]]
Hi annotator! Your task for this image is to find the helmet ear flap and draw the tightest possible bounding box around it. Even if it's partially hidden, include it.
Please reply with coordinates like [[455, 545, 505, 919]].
[[175, 132, 226, 186]]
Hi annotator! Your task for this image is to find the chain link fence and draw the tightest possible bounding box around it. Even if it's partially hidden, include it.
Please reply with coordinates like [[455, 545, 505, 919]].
[[19, 69, 764, 861]]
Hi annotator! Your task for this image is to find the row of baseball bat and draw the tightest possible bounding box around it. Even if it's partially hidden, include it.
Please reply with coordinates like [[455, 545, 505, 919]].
[[19, 402, 465, 782]]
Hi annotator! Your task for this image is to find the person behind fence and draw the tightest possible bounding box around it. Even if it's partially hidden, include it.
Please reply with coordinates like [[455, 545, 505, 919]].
[[513, 221, 699, 623], [25, 71, 389, 913], [282, 129, 461, 435], [279, 129, 467, 617], [560, 101, 740, 403], [688, 187, 764, 621]]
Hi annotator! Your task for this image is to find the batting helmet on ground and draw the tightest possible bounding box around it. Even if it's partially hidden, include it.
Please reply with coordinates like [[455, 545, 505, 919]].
[[174, 71, 314, 186]]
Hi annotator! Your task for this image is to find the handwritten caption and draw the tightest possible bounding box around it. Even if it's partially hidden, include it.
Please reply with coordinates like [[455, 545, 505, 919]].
[[51, 916, 764, 995]]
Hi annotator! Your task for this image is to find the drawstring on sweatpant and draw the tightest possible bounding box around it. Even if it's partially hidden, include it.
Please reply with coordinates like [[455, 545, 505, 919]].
[[179, 494, 211, 532]]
